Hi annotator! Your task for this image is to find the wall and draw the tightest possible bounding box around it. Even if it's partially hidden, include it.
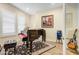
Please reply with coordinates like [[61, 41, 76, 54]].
[[77, 4, 79, 28], [0, 3, 31, 45], [30, 7, 64, 42], [65, 4, 78, 37]]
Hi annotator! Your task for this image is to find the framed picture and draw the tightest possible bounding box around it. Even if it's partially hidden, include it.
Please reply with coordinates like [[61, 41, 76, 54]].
[[41, 15, 54, 28]]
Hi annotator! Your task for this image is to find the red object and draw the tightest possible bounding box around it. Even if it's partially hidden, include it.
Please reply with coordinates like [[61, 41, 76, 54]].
[[19, 33, 28, 39]]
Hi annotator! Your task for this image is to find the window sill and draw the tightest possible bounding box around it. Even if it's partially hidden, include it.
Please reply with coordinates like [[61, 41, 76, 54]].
[[0, 34, 17, 38]]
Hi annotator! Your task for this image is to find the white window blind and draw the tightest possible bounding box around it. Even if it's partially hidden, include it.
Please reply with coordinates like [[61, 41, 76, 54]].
[[2, 11, 16, 35], [17, 15, 25, 33]]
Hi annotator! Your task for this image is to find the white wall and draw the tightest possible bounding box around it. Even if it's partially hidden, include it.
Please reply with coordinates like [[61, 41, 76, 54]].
[[30, 7, 64, 42], [77, 4, 79, 28], [65, 4, 78, 38], [66, 4, 78, 31]]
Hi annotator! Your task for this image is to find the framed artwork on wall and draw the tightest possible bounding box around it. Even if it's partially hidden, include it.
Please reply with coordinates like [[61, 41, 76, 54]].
[[41, 15, 54, 28]]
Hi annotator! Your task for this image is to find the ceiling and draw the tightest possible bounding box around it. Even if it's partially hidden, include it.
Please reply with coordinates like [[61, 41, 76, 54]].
[[12, 3, 63, 15]]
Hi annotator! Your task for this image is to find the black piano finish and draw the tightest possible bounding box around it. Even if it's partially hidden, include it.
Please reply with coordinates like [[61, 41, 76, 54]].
[[27, 29, 46, 54]]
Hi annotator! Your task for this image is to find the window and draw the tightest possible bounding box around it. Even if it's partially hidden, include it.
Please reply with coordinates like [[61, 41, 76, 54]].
[[17, 15, 25, 33], [0, 10, 26, 36], [2, 11, 16, 35]]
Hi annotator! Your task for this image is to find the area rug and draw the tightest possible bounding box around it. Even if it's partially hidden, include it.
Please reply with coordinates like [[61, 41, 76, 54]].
[[0, 41, 56, 55], [32, 42, 56, 55]]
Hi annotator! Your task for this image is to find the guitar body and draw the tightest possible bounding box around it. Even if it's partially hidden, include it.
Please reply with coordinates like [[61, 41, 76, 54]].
[[67, 39, 77, 50], [67, 42, 76, 49]]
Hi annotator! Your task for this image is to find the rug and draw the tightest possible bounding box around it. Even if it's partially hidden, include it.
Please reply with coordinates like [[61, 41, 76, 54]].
[[0, 41, 56, 55], [32, 42, 56, 55]]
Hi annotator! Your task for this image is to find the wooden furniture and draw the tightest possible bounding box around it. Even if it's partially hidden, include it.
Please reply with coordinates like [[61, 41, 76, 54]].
[[27, 29, 46, 54], [4, 42, 17, 55]]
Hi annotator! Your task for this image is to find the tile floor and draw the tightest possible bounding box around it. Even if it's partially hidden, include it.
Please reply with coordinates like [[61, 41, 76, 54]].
[[42, 43, 75, 55]]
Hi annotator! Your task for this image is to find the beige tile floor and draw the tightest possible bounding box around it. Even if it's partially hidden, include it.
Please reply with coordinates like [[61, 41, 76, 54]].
[[42, 43, 75, 55], [66, 48, 78, 55], [41, 43, 63, 55]]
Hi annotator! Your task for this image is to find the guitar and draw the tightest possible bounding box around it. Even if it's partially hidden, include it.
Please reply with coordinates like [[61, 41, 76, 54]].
[[67, 39, 77, 50]]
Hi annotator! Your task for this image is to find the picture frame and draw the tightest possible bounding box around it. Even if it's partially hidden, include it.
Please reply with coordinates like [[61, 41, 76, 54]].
[[41, 15, 54, 28]]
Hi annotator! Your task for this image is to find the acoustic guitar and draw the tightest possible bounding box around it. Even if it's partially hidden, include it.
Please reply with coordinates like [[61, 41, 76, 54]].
[[67, 39, 77, 49]]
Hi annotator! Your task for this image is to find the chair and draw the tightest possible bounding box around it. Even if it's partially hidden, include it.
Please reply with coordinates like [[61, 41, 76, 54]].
[[56, 30, 62, 43]]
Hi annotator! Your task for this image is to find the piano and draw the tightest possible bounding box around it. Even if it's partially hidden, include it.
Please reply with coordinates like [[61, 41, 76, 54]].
[[27, 29, 46, 54]]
